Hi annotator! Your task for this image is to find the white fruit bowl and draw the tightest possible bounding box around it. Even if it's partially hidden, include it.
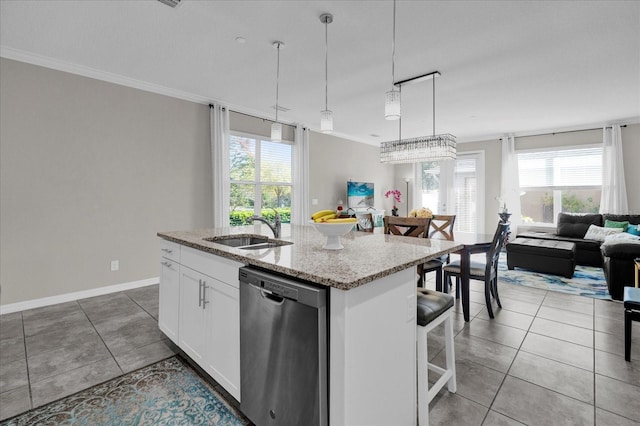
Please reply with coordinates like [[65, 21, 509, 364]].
[[309, 220, 356, 250]]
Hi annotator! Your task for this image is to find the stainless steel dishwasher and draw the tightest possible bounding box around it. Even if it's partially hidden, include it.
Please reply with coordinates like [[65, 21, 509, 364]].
[[239, 266, 327, 426]]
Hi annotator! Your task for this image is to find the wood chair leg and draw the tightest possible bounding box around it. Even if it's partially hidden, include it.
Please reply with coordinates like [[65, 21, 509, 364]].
[[485, 278, 494, 318], [493, 277, 502, 308], [624, 309, 631, 361], [435, 266, 443, 292]]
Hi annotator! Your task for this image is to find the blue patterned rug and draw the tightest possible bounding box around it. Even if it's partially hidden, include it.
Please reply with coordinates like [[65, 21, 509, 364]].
[[497, 253, 611, 299], [1, 357, 249, 426]]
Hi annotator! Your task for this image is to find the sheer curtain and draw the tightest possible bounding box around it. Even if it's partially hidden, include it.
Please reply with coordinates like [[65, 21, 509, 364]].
[[210, 104, 230, 228], [500, 135, 522, 233], [291, 125, 310, 225], [600, 124, 628, 214]]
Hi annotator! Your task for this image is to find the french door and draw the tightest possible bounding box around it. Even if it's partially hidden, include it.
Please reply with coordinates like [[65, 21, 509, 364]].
[[413, 152, 485, 233]]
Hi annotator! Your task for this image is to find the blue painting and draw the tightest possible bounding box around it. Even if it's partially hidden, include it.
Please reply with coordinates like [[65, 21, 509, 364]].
[[347, 181, 374, 208]]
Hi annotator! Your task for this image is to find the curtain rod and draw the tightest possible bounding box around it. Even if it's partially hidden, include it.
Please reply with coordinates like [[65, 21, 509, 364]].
[[522, 124, 627, 138]]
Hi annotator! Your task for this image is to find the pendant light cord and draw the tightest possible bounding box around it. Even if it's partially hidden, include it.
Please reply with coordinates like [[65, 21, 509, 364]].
[[325, 19, 329, 110], [275, 43, 280, 123], [391, 0, 396, 89], [432, 75, 435, 136]]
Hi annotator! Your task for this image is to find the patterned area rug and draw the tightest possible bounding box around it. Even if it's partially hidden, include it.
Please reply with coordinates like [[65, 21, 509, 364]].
[[497, 253, 611, 299], [1, 357, 249, 426]]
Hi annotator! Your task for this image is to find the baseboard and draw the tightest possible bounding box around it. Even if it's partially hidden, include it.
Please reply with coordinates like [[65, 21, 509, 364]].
[[0, 277, 160, 315]]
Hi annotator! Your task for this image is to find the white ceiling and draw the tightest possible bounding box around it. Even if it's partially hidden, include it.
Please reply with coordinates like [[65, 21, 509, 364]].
[[1, 0, 639, 145]]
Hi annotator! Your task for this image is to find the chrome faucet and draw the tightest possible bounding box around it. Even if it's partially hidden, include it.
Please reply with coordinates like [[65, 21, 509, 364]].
[[250, 209, 281, 239]]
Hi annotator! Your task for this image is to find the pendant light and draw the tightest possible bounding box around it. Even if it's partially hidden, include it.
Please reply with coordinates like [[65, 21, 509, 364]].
[[271, 41, 284, 142], [380, 71, 456, 164], [320, 13, 334, 133], [385, 0, 400, 120]]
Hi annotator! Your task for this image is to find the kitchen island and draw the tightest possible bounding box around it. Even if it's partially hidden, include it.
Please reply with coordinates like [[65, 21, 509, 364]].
[[158, 223, 463, 426]]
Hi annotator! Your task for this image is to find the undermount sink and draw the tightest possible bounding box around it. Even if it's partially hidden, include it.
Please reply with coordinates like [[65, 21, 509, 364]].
[[205, 235, 292, 250]]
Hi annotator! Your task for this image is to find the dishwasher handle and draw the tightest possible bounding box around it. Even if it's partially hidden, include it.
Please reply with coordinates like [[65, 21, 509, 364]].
[[247, 282, 285, 305]]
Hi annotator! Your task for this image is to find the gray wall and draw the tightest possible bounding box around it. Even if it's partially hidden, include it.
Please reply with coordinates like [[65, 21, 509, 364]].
[[0, 58, 212, 305], [308, 132, 395, 214]]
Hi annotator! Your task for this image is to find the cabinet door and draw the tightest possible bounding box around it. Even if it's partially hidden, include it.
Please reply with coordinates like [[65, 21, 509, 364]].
[[159, 258, 180, 344], [179, 267, 207, 364], [203, 278, 241, 401]]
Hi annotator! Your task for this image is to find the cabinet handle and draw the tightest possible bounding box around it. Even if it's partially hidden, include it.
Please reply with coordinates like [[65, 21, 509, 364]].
[[202, 282, 209, 309], [161, 248, 173, 253], [198, 279, 203, 307], [161, 261, 172, 268]]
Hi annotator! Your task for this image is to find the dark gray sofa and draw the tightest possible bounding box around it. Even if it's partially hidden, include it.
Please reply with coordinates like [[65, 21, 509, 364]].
[[516, 213, 640, 300], [517, 213, 604, 267]]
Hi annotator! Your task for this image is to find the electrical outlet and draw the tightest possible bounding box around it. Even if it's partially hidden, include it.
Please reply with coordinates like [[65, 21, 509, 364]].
[[110, 260, 119, 272], [312, 198, 318, 205]]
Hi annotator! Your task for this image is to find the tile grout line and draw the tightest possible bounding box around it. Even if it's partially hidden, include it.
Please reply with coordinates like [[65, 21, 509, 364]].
[[75, 300, 125, 376], [19, 310, 34, 413]]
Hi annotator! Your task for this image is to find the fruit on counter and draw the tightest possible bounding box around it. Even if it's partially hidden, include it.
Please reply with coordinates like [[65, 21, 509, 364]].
[[314, 213, 337, 222], [311, 209, 336, 220], [323, 218, 357, 223]]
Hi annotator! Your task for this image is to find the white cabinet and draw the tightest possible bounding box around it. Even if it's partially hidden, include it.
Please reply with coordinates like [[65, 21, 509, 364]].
[[159, 240, 180, 344], [204, 278, 240, 399], [178, 266, 208, 364], [159, 241, 242, 401]]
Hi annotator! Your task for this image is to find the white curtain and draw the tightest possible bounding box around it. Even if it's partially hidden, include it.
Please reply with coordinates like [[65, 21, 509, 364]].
[[500, 135, 522, 233], [600, 124, 628, 214], [210, 104, 230, 228], [291, 125, 310, 225]]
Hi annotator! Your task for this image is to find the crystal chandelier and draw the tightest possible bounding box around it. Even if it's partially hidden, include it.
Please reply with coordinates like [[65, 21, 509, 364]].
[[380, 71, 456, 164], [320, 13, 334, 133], [385, 0, 400, 120], [271, 41, 284, 142]]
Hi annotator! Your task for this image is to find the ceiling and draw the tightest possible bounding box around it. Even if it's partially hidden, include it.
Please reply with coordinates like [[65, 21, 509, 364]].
[[1, 0, 639, 145]]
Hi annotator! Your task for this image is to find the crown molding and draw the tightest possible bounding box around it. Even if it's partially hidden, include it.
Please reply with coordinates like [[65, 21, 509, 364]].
[[0, 46, 304, 129]]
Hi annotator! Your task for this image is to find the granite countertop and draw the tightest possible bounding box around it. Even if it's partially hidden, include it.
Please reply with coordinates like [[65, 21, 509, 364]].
[[158, 224, 463, 290]]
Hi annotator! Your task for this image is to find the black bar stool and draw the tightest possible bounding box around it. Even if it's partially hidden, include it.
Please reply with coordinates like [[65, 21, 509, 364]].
[[624, 286, 640, 362]]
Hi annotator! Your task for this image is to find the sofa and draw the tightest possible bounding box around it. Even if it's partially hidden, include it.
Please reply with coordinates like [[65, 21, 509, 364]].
[[517, 213, 640, 300]]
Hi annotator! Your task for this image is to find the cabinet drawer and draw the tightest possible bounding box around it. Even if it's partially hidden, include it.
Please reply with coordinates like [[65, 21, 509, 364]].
[[160, 239, 181, 263], [181, 246, 243, 288]]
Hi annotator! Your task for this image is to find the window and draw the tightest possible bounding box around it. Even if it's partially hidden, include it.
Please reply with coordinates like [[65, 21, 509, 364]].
[[229, 133, 292, 226], [417, 152, 484, 233], [518, 146, 602, 225]]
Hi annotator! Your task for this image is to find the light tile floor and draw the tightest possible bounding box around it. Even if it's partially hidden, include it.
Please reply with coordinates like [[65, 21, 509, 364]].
[[1, 278, 639, 425]]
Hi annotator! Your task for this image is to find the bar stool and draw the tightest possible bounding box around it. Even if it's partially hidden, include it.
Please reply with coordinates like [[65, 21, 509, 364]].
[[416, 289, 456, 425], [624, 286, 640, 362]]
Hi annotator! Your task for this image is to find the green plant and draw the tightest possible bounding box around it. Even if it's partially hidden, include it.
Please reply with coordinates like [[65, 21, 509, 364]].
[[229, 208, 291, 226]]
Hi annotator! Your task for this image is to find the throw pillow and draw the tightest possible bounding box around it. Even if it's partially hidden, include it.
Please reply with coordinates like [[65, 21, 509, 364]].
[[584, 224, 623, 242], [604, 219, 629, 231], [626, 224, 640, 236]]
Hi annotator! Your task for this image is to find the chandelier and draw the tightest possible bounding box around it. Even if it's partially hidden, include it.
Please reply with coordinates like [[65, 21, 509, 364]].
[[380, 71, 456, 164]]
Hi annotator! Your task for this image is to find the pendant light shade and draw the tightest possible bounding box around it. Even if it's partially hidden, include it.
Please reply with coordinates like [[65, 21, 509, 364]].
[[271, 122, 282, 142], [271, 41, 284, 142], [320, 13, 334, 133], [385, 89, 401, 120], [385, 0, 401, 120], [320, 109, 333, 132]]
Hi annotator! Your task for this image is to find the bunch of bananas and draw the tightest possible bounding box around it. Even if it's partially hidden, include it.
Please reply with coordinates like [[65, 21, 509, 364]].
[[311, 210, 357, 223]]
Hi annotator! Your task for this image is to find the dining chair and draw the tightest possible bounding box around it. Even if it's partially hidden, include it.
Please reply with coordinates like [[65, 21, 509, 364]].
[[384, 216, 430, 286], [355, 212, 374, 232], [421, 215, 457, 290], [443, 222, 509, 318]]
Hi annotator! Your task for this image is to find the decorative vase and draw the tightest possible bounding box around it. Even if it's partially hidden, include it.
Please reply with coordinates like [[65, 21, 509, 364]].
[[392, 206, 399, 216], [499, 212, 511, 223]]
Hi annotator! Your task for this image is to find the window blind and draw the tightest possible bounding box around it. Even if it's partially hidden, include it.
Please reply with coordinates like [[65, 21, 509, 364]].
[[518, 147, 602, 189]]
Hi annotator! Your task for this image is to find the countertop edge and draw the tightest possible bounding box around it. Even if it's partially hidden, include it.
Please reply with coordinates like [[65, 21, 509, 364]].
[[158, 232, 464, 291]]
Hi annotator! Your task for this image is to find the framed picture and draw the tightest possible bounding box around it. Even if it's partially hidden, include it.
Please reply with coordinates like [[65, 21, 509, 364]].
[[347, 181, 374, 209]]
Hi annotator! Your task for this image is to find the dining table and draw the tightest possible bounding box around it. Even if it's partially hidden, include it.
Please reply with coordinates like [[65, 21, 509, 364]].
[[430, 231, 496, 322]]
